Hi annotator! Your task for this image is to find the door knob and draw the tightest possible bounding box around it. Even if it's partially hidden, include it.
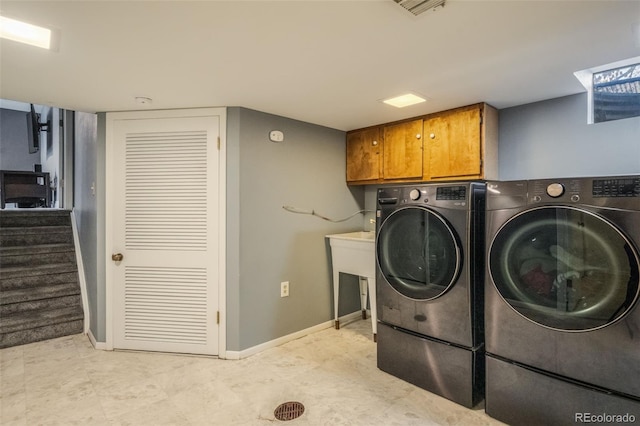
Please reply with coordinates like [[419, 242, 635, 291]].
[[112, 253, 124, 262]]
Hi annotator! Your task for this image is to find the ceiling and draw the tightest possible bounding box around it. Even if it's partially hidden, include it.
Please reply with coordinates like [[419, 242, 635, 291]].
[[1, 0, 639, 131]]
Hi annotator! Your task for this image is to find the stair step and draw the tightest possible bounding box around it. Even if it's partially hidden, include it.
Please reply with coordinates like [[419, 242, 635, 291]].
[[0, 245, 77, 267], [1, 243, 75, 255], [0, 210, 71, 228], [0, 225, 73, 247], [0, 263, 78, 280], [0, 271, 79, 291], [1, 283, 80, 306], [1, 294, 82, 316], [0, 318, 83, 349], [0, 209, 84, 349], [0, 306, 84, 334]]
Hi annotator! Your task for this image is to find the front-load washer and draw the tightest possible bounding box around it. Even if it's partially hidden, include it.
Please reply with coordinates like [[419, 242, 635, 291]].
[[376, 182, 486, 408], [485, 176, 640, 425]]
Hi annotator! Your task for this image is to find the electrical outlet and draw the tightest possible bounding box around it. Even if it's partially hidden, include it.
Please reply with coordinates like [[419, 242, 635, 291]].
[[280, 281, 289, 297]]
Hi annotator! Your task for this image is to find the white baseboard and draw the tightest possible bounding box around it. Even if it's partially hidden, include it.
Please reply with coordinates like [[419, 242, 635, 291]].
[[70, 209, 90, 335], [87, 329, 108, 350], [224, 311, 364, 360], [86, 311, 366, 357]]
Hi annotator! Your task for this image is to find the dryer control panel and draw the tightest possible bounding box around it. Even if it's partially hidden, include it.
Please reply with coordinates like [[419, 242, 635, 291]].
[[377, 183, 483, 211], [593, 178, 640, 198], [526, 175, 640, 210]]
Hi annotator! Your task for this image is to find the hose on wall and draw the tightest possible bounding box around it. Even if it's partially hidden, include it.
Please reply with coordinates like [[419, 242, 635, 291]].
[[282, 205, 373, 223]]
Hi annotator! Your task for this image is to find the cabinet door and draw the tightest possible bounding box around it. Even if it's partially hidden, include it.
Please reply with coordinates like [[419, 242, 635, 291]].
[[346, 127, 381, 182], [424, 107, 481, 179], [383, 119, 423, 180]]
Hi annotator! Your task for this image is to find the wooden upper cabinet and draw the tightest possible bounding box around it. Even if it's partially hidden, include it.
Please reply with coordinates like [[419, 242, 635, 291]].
[[345, 103, 497, 185], [423, 105, 482, 180], [382, 119, 423, 180], [346, 127, 381, 182]]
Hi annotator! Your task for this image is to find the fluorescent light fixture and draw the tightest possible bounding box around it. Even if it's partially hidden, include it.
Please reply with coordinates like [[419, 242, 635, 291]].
[[0, 16, 51, 49], [382, 93, 427, 108]]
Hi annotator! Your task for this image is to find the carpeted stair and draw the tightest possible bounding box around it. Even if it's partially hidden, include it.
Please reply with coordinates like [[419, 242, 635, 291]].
[[0, 210, 84, 348]]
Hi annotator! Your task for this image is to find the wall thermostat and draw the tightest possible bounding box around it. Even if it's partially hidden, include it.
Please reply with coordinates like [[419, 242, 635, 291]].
[[269, 130, 284, 142]]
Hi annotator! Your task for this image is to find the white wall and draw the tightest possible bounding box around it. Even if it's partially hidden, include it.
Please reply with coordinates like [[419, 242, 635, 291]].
[[0, 103, 64, 207], [40, 107, 62, 207]]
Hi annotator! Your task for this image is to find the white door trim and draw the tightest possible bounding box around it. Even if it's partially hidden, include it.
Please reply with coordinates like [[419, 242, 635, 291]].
[[105, 108, 226, 358]]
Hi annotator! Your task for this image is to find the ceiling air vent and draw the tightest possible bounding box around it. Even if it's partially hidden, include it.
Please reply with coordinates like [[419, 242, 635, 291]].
[[394, 0, 445, 16]]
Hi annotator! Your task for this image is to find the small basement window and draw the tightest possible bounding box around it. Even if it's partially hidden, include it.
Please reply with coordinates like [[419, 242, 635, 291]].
[[575, 57, 640, 124]]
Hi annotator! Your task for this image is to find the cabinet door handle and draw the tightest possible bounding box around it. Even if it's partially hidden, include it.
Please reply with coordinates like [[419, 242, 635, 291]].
[[372, 140, 378, 146], [430, 133, 436, 139], [416, 134, 421, 139]]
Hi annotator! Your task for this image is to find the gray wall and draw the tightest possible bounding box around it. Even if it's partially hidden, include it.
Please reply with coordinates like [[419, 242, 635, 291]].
[[498, 93, 640, 180], [0, 108, 40, 171], [82, 107, 363, 350], [73, 111, 106, 341], [227, 107, 364, 351]]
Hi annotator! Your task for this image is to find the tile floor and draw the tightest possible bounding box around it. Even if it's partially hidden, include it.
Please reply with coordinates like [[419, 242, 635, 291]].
[[1, 319, 505, 425]]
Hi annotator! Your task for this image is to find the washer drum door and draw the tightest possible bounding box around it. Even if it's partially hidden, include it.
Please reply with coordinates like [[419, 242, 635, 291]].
[[488, 206, 640, 331], [377, 206, 462, 301]]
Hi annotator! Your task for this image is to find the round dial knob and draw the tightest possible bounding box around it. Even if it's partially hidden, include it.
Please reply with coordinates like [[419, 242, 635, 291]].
[[547, 183, 565, 198], [409, 189, 421, 201]]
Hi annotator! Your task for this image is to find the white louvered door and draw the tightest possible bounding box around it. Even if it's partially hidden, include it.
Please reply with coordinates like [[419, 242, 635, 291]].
[[110, 112, 220, 355]]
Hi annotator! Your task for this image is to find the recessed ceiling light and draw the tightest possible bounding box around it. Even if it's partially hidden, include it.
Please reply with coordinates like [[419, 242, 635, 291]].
[[382, 93, 427, 108], [0, 16, 52, 49]]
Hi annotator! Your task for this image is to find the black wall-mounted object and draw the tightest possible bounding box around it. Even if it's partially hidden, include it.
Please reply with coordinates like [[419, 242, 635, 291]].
[[26, 104, 50, 154]]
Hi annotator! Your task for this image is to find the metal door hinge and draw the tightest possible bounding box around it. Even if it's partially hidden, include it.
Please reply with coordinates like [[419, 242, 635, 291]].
[[216, 311, 220, 324], [217, 137, 221, 150]]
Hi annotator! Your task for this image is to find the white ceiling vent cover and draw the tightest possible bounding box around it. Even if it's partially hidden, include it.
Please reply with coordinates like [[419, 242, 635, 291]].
[[394, 0, 445, 16]]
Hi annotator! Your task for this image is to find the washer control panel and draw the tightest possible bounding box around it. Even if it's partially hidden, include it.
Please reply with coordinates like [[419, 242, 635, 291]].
[[530, 179, 582, 203], [546, 183, 565, 198], [593, 178, 640, 198], [528, 176, 640, 206], [378, 184, 475, 210], [436, 186, 467, 201]]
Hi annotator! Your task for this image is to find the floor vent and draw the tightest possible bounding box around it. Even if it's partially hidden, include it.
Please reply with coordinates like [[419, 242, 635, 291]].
[[274, 401, 305, 421], [394, 0, 446, 16]]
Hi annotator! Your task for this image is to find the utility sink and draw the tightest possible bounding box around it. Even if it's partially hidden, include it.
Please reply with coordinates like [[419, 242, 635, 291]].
[[326, 231, 377, 341], [326, 231, 375, 242]]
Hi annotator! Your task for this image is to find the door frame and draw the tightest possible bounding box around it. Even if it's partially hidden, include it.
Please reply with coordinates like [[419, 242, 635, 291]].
[[104, 108, 227, 357]]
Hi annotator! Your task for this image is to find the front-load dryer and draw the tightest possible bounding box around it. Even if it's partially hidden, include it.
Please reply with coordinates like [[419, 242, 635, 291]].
[[376, 182, 486, 408], [484, 176, 640, 425]]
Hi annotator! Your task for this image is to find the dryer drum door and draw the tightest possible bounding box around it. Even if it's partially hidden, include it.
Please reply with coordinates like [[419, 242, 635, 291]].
[[377, 206, 461, 300], [489, 206, 640, 331]]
